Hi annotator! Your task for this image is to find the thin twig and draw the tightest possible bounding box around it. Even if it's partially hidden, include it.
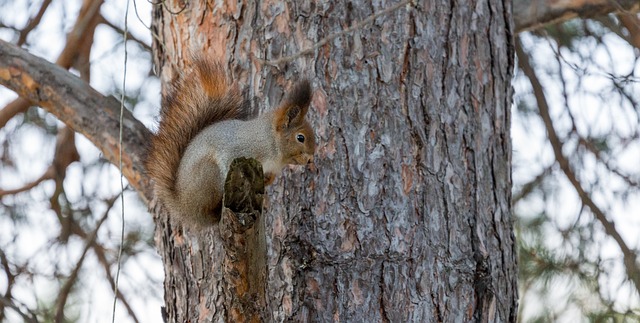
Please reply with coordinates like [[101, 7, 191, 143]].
[[0, 98, 30, 129], [64, 210, 141, 323], [94, 240, 141, 323], [516, 38, 640, 295], [0, 296, 39, 323], [512, 166, 553, 204], [0, 169, 54, 197], [54, 205, 112, 323], [578, 137, 639, 187], [17, 0, 53, 46], [0, 249, 19, 322], [99, 15, 152, 52]]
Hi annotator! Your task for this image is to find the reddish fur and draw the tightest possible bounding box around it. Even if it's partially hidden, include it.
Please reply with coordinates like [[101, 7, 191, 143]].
[[145, 59, 248, 200], [273, 80, 311, 131], [145, 60, 313, 227]]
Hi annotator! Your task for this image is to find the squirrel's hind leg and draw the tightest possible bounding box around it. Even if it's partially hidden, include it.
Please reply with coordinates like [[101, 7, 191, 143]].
[[175, 156, 225, 227]]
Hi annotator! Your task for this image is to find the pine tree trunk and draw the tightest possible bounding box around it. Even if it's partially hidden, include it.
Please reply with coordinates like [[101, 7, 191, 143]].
[[151, 0, 516, 321]]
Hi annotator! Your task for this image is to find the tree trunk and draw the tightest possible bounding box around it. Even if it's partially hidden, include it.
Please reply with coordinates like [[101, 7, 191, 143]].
[[152, 0, 516, 322]]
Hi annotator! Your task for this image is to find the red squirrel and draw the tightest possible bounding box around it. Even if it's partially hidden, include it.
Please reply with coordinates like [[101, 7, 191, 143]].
[[146, 59, 315, 228]]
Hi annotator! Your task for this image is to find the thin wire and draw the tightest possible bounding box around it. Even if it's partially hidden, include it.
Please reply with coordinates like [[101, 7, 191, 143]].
[[112, 0, 130, 321]]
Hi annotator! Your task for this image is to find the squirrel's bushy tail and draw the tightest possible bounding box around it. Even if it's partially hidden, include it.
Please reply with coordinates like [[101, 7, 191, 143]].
[[146, 59, 249, 204]]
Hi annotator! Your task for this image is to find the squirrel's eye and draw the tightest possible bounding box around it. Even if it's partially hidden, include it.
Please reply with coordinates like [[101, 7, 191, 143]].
[[296, 134, 305, 143]]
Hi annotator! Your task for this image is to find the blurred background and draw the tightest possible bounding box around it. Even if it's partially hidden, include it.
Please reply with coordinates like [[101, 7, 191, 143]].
[[0, 0, 638, 322]]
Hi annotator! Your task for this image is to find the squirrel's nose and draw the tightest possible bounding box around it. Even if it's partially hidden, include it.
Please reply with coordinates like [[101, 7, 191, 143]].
[[305, 156, 316, 172]]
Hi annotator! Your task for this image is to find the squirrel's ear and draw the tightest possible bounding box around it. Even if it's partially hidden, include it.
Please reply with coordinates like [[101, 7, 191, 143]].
[[276, 80, 312, 129]]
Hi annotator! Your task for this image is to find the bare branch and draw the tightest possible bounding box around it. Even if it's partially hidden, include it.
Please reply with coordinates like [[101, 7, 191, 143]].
[[0, 249, 17, 322], [578, 137, 640, 187], [0, 98, 30, 129], [516, 38, 640, 294], [0, 125, 79, 197], [1, 0, 105, 129], [0, 296, 39, 323], [60, 202, 141, 323], [57, 0, 105, 69], [514, 0, 640, 33], [17, 0, 53, 46], [54, 199, 113, 323], [512, 166, 553, 204], [0, 22, 20, 33], [87, 232, 141, 323], [0, 40, 153, 204], [618, 12, 640, 49], [0, 170, 54, 197], [99, 15, 152, 53]]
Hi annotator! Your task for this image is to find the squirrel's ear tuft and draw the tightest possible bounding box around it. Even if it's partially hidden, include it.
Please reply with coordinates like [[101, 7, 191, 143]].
[[287, 79, 311, 109], [276, 80, 312, 130]]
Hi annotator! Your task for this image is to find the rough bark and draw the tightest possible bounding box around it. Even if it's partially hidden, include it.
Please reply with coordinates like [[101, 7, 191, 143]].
[[2, 0, 638, 319], [153, 0, 516, 322], [220, 158, 267, 323]]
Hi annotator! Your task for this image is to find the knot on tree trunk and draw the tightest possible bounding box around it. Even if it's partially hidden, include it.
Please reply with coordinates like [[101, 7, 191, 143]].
[[221, 157, 265, 229], [219, 157, 267, 322]]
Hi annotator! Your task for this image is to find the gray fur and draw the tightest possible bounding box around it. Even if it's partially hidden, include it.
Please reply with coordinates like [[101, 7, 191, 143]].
[[175, 111, 283, 224]]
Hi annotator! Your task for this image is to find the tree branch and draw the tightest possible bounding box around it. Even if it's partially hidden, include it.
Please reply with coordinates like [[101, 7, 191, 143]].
[[513, 0, 640, 33], [17, 0, 53, 46], [0, 0, 105, 130], [516, 38, 640, 295], [99, 15, 153, 53], [618, 12, 640, 49], [0, 98, 30, 129], [63, 203, 141, 323], [0, 127, 79, 198], [0, 40, 152, 204], [0, 249, 18, 323], [512, 166, 553, 204], [0, 170, 54, 197], [0, 297, 38, 323], [55, 201, 112, 323]]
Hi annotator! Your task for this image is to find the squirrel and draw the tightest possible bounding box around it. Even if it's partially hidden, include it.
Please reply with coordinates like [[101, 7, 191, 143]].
[[145, 58, 315, 228]]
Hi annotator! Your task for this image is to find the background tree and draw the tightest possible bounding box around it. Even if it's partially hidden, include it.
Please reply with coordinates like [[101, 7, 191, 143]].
[[513, 7, 640, 322], [0, 0, 638, 322], [0, 1, 160, 322]]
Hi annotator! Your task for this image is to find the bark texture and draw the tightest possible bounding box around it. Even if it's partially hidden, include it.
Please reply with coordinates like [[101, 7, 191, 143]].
[[220, 157, 267, 323], [152, 0, 516, 321]]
